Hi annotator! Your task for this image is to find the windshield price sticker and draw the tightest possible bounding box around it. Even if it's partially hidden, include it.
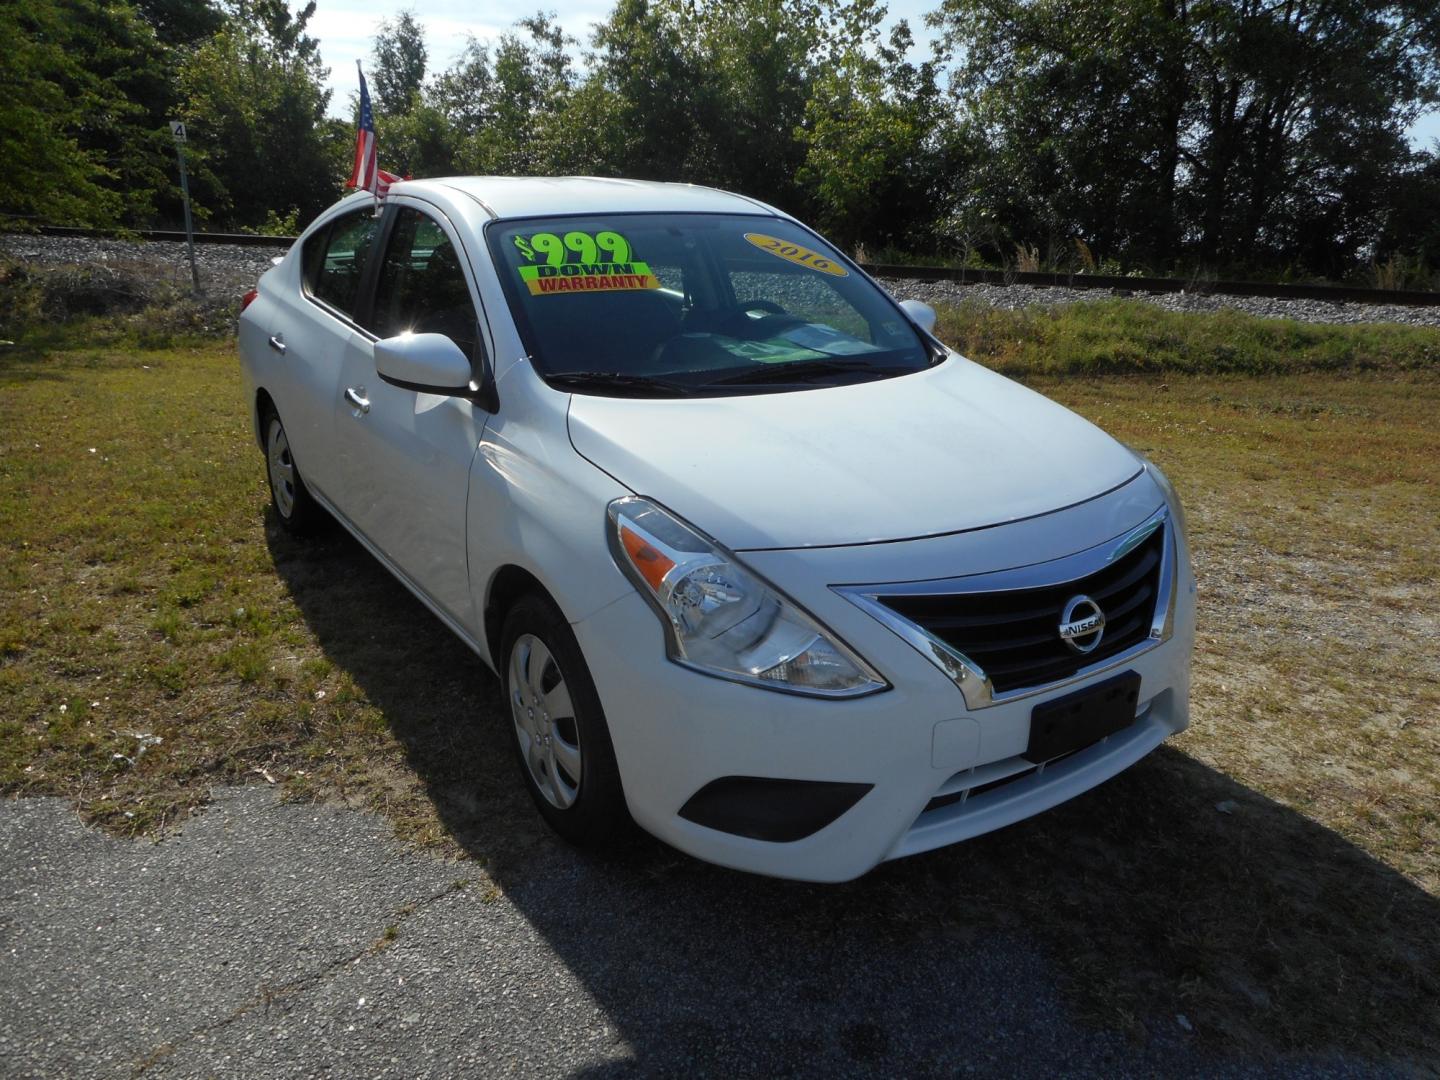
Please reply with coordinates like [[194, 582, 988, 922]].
[[519, 262, 660, 295], [744, 233, 848, 277], [513, 230, 659, 295], [514, 230, 635, 265]]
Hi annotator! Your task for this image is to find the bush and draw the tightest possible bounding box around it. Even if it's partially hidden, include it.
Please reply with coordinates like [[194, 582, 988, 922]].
[[0, 260, 237, 344]]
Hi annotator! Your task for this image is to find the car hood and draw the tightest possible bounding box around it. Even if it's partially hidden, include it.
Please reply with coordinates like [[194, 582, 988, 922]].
[[566, 355, 1142, 550]]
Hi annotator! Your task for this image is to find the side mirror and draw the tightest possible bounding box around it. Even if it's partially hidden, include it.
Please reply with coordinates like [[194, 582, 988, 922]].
[[374, 332, 474, 395], [898, 299, 937, 335]]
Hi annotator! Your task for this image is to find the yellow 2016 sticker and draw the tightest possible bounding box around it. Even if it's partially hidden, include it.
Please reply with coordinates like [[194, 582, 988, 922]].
[[518, 262, 661, 296], [744, 233, 849, 277]]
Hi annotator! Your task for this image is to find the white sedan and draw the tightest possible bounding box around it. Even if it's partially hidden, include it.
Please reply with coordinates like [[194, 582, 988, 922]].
[[238, 177, 1196, 882]]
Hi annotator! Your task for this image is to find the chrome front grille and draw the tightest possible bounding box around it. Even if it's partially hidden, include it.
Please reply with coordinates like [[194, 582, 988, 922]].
[[837, 507, 1175, 710]]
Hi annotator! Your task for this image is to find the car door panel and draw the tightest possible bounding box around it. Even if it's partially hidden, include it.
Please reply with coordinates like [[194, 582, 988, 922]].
[[335, 377, 485, 627], [330, 199, 491, 634]]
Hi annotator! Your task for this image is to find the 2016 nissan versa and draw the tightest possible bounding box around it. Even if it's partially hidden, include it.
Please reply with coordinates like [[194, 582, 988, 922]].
[[238, 177, 1196, 882]]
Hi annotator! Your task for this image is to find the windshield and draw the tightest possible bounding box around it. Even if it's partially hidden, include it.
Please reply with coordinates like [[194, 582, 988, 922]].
[[487, 213, 934, 396]]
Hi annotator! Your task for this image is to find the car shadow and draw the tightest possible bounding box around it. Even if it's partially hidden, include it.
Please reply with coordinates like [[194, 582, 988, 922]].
[[266, 518, 1440, 1075]]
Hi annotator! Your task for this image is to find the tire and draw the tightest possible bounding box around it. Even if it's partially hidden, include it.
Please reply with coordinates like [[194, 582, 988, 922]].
[[261, 404, 323, 535], [500, 593, 628, 845]]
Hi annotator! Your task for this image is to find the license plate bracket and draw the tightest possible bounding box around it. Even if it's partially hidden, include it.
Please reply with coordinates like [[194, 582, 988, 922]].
[[1025, 672, 1141, 763]]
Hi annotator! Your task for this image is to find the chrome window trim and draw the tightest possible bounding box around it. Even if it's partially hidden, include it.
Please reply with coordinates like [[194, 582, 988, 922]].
[[834, 506, 1175, 710]]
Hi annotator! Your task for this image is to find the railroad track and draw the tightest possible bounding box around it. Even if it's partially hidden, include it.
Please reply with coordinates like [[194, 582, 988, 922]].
[[15, 224, 1440, 308]]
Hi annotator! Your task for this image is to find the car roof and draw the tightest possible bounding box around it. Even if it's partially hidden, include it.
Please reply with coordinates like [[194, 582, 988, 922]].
[[392, 176, 780, 221]]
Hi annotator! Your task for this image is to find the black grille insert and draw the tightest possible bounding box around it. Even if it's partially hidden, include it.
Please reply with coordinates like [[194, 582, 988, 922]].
[[876, 526, 1165, 694]]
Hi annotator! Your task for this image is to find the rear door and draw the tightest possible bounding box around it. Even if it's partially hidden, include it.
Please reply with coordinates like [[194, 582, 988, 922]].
[[330, 200, 492, 631], [265, 207, 382, 497]]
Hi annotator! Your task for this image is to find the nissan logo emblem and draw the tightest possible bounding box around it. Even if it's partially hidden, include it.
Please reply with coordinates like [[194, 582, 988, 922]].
[[1058, 594, 1106, 655]]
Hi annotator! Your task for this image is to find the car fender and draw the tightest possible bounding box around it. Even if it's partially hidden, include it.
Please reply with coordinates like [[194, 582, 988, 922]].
[[466, 360, 634, 670]]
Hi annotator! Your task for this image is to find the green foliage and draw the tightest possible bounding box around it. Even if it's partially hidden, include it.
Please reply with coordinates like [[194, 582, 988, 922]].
[[932, 0, 1440, 277], [178, 1, 345, 229], [370, 11, 427, 116], [239, 207, 301, 236], [0, 3, 133, 227], [934, 299, 1440, 376], [798, 10, 950, 248], [453, 15, 579, 175], [582, 0, 830, 208], [5, 0, 1440, 282]]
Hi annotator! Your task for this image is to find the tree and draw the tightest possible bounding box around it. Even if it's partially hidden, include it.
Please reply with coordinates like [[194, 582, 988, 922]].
[[933, 0, 1440, 275], [133, 0, 224, 46], [0, 2, 123, 226], [583, 0, 875, 213], [438, 15, 579, 176], [799, 7, 952, 250], [371, 10, 427, 116], [428, 38, 494, 134], [1375, 146, 1440, 286], [178, 0, 345, 230], [0, 0, 227, 228]]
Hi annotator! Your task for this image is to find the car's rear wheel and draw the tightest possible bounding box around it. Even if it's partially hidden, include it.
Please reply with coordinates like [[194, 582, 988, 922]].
[[262, 405, 322, 534], [501, 594, 627, 844]]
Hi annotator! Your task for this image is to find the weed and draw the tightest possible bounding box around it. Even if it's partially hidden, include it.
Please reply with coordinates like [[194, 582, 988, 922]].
[[935, 298, 1440, 376]]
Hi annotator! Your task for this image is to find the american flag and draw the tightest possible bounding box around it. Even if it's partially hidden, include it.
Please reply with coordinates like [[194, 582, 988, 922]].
[[346, 63, 402, 198]]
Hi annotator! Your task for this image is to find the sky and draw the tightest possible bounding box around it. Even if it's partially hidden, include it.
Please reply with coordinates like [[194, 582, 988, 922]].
[[311, 0, 1440, 148]]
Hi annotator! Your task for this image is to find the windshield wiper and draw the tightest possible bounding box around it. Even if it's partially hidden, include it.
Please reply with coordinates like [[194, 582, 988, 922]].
[[545, 371, 699, 397], [703, 357, 902, 387]]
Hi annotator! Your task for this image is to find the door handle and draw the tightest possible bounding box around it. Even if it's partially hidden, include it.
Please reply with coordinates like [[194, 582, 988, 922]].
[[344, 386, 370, 415], [268, 334, 286, 355]]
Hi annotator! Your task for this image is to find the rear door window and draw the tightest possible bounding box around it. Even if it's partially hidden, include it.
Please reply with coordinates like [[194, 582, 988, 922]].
[[304, 209, 380, 317]]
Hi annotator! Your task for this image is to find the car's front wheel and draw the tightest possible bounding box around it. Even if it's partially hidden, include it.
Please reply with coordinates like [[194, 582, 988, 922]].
[[501, 594, 627, 844], [262, 405, 323, 534]]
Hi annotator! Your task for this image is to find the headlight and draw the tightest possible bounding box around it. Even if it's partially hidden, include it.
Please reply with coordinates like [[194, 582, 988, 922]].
[[606, 496, 887, 697]]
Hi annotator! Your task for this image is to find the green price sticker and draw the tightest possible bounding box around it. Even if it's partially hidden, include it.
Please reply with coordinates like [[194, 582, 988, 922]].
[[514, 231, 633, 266]]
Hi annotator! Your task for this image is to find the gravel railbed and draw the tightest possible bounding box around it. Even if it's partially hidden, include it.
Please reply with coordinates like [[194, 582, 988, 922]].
[[0, 233, 289, 298], [876, 276, 1440, 328], [4, 234, 1436, 329]]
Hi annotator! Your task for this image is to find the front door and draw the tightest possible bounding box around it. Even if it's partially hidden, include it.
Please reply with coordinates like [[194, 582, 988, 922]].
[[331, 201, 491, 634]]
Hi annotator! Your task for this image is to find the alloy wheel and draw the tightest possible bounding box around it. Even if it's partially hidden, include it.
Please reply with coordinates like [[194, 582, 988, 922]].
[[508, 633, 582, 809], [266, 419, 296, 518]]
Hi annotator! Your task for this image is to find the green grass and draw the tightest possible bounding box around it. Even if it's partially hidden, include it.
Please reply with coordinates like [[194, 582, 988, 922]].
[[935, 298, 1440, 376], [2, 311, 1439, 1065], [0, 325, 398, 832]]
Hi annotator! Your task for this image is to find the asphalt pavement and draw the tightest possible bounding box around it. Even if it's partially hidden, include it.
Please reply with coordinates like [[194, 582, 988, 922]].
[[0, 786, 1393, 1078]]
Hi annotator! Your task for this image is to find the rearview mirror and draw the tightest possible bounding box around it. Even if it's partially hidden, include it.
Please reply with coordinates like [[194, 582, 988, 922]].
[[898, 299, 937, 335], [374, 332, 474, 394]]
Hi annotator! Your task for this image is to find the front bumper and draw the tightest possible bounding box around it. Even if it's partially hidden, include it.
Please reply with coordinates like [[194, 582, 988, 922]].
[[572, 480, 1197, 882]]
